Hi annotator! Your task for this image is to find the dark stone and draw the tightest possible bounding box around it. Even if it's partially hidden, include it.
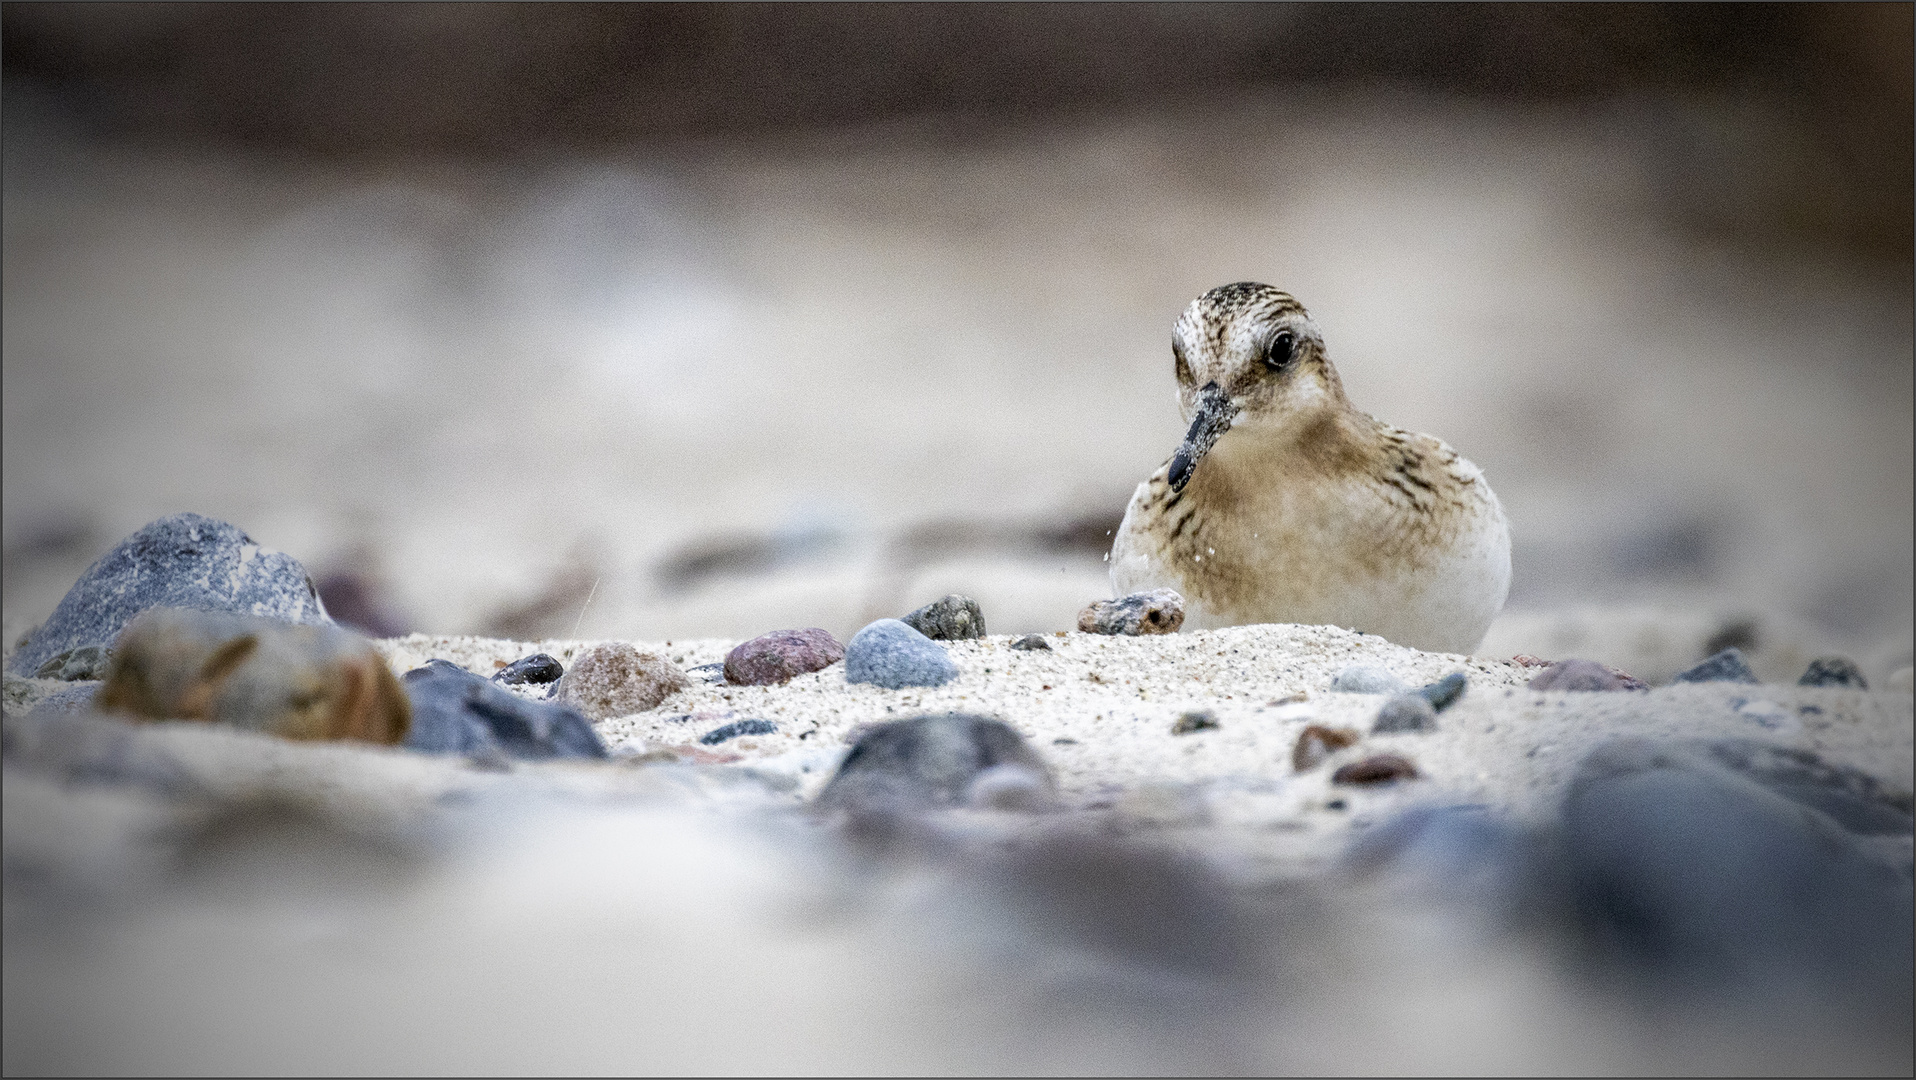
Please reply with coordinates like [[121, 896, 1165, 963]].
[[493, 653, 565, 686], [1561, 739, 1912, 1011], [403, 659, 606, 760], [1371, 694, 1438, 734], [843, 619, 958, 689], [1798, 656, 1868, 690], [1010, 634, 1053, 651], [1077, 589, 1184, 635], [1671, 647, 1759, 685], [1292, 724, 1359, 771], [1416, 672, 1468, 712], [700, 718, 778, 745], [724, 628, 844, 685], [901, 594, 986, 641], [1331, 753, 1420, 785], [1171, 710, 1219, 734], [8, 513, 331, 677], [814, 712, 1051, 811], [34, 644, 110, 681], [1528, 658, 1631, 692]]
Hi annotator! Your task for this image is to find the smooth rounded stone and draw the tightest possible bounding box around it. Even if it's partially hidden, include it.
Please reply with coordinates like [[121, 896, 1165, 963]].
[[1562, 739, 1913, 1008], [1528, 658, 1629, 692], [404, 659, 606, 760], [1076, 588, 1184, 636], [493, 653, 564, 686], [699, 718, 777, 745], [1344, 804, 1531, 910], [1329, 664, 1407, 695], [1371, 694, 1438, 734], [1798, 656, 1868, 689], [1009, 634, 1053, 651], [815, 712, 1053, 811], [552, 643, 688, 720], [964, 762, 1055, 811], [8, 513, 331, 678], [843, 619, 958, 689], [723, 627, 844, 686], [1170, 710, 1219, 735], [34, 644, 111, 682], [95, 607, 409, 744], [1292, 724, 1360, 772], [901, 594, 986, 641], [1416, 671, 1468, 712], [1331, 753, 1420, 786], [1671, 647, 1759, 685]]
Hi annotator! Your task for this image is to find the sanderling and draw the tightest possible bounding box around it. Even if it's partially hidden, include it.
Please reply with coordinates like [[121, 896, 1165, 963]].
[[1109, 283, 1510, 654]]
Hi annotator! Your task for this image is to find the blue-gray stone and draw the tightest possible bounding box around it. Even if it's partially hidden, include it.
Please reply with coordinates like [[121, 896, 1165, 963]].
[[34, 644, 110, 681], [1798, 656, 1868, 689], [1671, 647, 1759, 685], [815, 712, 1050, 811], [700, 718, 777, 745], [1330, 665, 1407, 694], [844, 619, 958, 689], [403, 659, 606, 760], [1417, 672, 1468, 712], [1372, 693, 1438, 734], [8, 513, 330, 677]]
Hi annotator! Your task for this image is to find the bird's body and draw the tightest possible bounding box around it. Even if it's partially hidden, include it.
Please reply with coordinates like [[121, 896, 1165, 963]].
[[1110, 284, 1510, 654]]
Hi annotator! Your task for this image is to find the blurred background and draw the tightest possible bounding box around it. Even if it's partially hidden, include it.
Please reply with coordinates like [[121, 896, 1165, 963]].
[[4, 3, 1911, 677]]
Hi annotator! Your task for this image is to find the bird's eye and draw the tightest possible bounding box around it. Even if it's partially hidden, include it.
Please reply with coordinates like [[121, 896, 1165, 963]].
[[1265, 331, 1295, 370]]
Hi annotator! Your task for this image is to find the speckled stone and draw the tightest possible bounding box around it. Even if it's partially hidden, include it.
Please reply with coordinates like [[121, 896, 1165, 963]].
[[843, 619, 958, 689], [902, 594, 986, 641], [552, 642, 688, 720], [723, 628, 844, 686], [700, 718, 777, 745], [1077, 589, 1184, 635]]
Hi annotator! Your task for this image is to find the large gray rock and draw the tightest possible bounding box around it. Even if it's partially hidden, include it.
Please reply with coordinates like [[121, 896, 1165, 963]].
[[403, 659, 606, 760], [844, 619, 958, 689], [815, 712, 1051, 811], [8, 514, 330, 677]]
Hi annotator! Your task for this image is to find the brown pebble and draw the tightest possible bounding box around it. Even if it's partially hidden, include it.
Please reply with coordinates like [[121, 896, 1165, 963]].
[[1292, 724, 1360, 772], [723, 627, 844, 686], [1077, 588, 1184, 635], [1331, 753, 1420, 785], [552, 642, 688, 721], [1527, 658, 1646, 692], [1510, 654, 1552, 668]]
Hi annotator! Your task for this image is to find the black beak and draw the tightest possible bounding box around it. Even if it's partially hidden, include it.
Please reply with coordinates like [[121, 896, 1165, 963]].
[[1167, 382, 1236, 493]]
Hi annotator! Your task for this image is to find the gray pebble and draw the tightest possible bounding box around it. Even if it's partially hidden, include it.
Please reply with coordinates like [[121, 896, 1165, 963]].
[[404, 659, 606, 760], [493, 653, 564, 686], [844, 619, 958, 689], [815, 712, 1052, 811], [1076, 589, 1184, 635], [1171, 710, 1219, 735], [902, 594, 986, 641], [1372, 693, 1439, 734], [8, 513, 331, 678], [1009, 634, 1053, 651], [700, 718, 777, 745], [1417, 672, 1468, 712], [1672, 647, 1759, 685], [1330, 665, 1407, 695], [1798, 656, 1868, 690]]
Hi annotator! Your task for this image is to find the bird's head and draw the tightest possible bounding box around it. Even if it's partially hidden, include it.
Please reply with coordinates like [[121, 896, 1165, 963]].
[[1164, 283, 1346, 492]]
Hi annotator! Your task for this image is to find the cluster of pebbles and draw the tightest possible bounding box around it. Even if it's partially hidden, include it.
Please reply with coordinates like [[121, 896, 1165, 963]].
[[5, 514, 1912, 1073]]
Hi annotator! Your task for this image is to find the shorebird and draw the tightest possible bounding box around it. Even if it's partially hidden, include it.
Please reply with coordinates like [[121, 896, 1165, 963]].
[[1109, 283, 1510, 654]]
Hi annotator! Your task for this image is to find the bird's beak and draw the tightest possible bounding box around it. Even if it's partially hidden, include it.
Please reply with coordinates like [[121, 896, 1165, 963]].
[[1167, 382, 1237, 493]]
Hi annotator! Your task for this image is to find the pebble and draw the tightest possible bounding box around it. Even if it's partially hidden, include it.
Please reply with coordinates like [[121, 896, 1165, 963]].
[[1076, 588, 1184, 635], [1331, 753, 1420, 785], [1329, 665, 1406, 695], [723, 627, 844, 686], [34, 644, 110, 681], [1527, 658, 1631, 692], [843, 619, 958, 689], [404, 659, 606, 760], [901, 594, 986, 641], [699, 718, 777, 745], [1371, 694, 1438, 734], [963, 762, 1055, 810], [814, 712, 1052, 811], [493, 653, 564, 686], [1170, 710, 1219, 735], [94, 607, 409, 744], [1010, 634, 1053, 651], [1417, 672, 1468, 712], [1671, 647, 1759, 685], [1798, 656, 1868, 689], [552, 642, 688, 720], [7, 513, 331, 678], [1292, 724, 1359, 772]]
